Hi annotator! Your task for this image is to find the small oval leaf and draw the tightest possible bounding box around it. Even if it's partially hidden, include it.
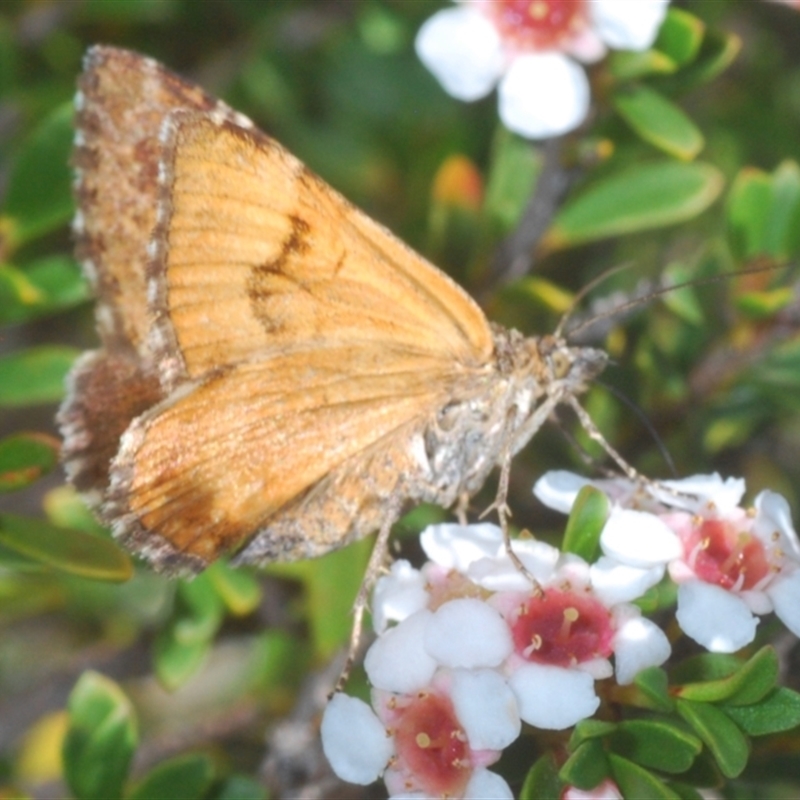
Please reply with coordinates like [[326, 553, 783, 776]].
[[610, 719, 702, 773], [562, 486, 608, 561], [723, 687, 800, 736], [546, 161, 724, 250], [3, 102, 74, 248], [676, 698, 750, 778], [675, 646, 778, 705], [0, 432, 60, 492], [0, 513, 132, 581], [614, 85, 704, 161], [0, 345, 79, 407], [608, 753, 680, 800], [127, 754, 214, 800], [63, 672, 137, 800]]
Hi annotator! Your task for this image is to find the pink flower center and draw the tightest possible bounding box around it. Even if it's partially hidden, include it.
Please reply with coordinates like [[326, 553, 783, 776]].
[[510, 588, 614, 667], [485, 0, 587, 51], [686, 518, 770, 591], [393, 691, 471, 798]]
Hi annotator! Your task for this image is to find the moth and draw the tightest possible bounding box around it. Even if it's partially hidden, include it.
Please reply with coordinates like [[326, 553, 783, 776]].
[[58, 45, 608, 578]]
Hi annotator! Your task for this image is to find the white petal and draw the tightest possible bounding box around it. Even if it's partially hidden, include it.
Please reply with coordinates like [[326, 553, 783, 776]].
[[564, 780, 624, 800], [509, 664, 600, 730], [601, 509, 683, 567], [768, 571, 800, 637], [498, 53, 590, 139], [466, 538, 560, 592], [755, 490, 800, 561], [365, 610, 437, 693], [321, 694, 392, 785], [450, 668, 521, 751], [657, 473, 746, 515], [372, 560, 429, 634], [415, 7, 505, 101], [533, 471, 592, 513], [590, 0, 670, 51], [676, 581, 758, 653], [590, 556, 665, 606], [613, 615, 671, 685], [464, 769, 514, 800], [424, 598, 513, 668], [420, 522, 503, 571]]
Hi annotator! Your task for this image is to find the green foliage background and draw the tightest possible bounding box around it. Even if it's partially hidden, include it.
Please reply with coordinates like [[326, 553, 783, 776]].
[[2, 1, 800, 798]]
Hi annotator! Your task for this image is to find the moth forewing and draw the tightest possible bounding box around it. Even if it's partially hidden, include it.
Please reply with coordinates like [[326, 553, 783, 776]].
[[59, 45, 609, 580]]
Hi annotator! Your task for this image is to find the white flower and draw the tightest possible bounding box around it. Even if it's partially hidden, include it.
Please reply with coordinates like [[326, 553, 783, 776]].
[[536, 471, 800, 653], [415, 0, 670, 139]]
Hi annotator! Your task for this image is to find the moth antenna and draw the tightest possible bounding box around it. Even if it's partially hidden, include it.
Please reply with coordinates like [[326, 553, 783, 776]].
[[565, 262, 784, 341], [594, 377, 679, 478], [554, 261, 636, 338]]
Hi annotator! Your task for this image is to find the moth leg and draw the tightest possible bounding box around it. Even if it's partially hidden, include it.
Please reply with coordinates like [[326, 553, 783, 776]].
[[455, 492, 470, 525], [480, 412, 540, 588], [333, 499, 402, 695], [567, 396, 643, 482], [568, 396, 687, 502]]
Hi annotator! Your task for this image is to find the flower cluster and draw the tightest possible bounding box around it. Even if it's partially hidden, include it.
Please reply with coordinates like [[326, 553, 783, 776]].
[[322, 521, 671, 798], [534, 471, 800, 652], [415, 0, 670, 139]]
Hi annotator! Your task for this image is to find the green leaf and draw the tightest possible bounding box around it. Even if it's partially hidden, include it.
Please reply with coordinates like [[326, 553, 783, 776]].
[[43, 485, 107, 534], [560, 740, 610, 791], [727, 162, 800, 261], [127, 754, 214, 800], [764, 161, 800, 260], [269, 536, 372, 660], [0, 433, 60, 492], [3, 102, 74, 248], [675, 647, 778, 705], [0, 257, 88, 324], [173, 574, 225, 645], [610, 719, 702, 773], [0, 345, 79, 407], [569, 719, 618, 748], [608, 753, 681, 800], [206, 561, 262, 616], [0, 513, 132, 581], [212, 774, 270, 800], [634, 667, 674, 713], [670, 652, 741, 685], [483, 127, 541, 233], [661, 262, 704, 326], [520, 753, 563, 800], [723, 688, 800, 736], [609, 49, 678, 80], [546, 161, 723, 249], [562, 486, 608, 561], [153, 634, 211, 691], [727, 168, 772, 260], [655, 8, 705, 66], [667, 783, 706, 800], [63, 672, 137, 800], [153, 574, 224, 689], [678, 28, 741, 89], [614, 86, 704, 161], [676, 698, 750, 778]]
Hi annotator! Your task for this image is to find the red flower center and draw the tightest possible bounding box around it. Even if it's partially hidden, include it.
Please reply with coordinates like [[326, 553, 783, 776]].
[[510, 588, 614, 667], [485, 0, 587, 51], [394, 691, 471, 798], [687, 518, 770, 591]]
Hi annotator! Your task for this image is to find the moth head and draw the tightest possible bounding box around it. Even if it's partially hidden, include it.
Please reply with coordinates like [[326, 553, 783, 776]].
[[539, 335, 608, 393]]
